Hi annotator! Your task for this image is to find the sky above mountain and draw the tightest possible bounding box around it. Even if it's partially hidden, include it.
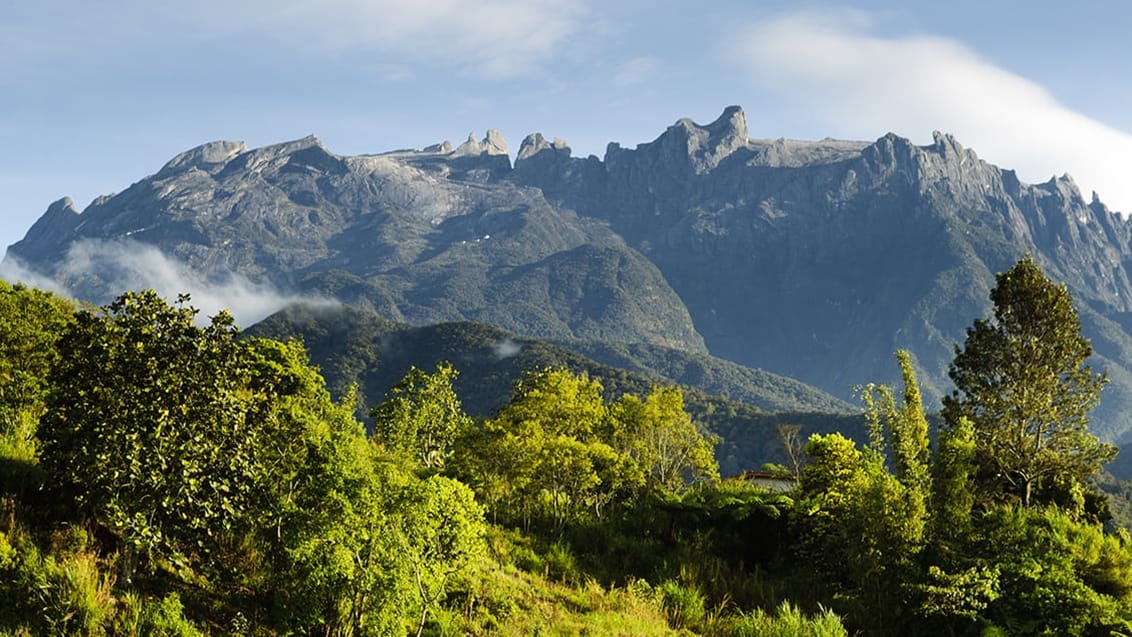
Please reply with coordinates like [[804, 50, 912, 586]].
[[3, 1, 1131, 257]]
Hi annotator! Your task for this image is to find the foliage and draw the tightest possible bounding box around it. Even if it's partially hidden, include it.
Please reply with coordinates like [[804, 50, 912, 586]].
[[451, 368, 643, 530], [38, 291, 259, 574], [372, 362, 472, 470], [248, 304, 862, 477], [611, 386, 720, 492], [397, 475, 486, 636], [942, 256, 1116, 507], [792, 432, 922, 632], [29, 290, 496, 635], [929, 415, 976, 557], [657, 578, 707, 630], [0, 280, 74, 432], [973, 506, 1132, 635], [0, 281, 74, 503], [857, 350, 931, 548], [7, 279, 1132, 635]]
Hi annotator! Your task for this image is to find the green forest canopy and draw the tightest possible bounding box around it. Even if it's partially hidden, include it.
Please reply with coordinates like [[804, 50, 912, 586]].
[[0, 257, 1131, 635]]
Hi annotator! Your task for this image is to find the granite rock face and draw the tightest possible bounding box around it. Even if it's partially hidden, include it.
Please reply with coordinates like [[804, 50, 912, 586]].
[[11, 106, 1132, 439], [7, 131, 705, 354]]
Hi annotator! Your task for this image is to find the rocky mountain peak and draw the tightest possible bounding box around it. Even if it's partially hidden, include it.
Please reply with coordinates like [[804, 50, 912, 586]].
[[645, 106, 752, 174], [422, 141, 454, 154], [9, 197, 81, 256], [47, 196, 79, 215], [157, 140, 248, 177], [452, 130, 509, 157], [14, 105, 1132, 441], [516, 133, 571, 162]]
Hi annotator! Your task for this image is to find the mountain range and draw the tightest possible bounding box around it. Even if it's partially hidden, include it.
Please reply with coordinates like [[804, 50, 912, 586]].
[[9, 105, 1132, 444]]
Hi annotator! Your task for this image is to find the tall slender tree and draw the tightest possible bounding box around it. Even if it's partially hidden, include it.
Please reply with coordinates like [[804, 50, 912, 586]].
[[941, 256, 1114, 507]]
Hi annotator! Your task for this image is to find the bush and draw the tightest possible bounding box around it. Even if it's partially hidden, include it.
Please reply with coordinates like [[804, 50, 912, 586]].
[[0, 528, 116, 636], [711, 601, 847, 637], [658, 578, 706, 630]]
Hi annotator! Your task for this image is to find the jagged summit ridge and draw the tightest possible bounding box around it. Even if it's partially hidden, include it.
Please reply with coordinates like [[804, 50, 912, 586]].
[[12, 105, 1132, 442]]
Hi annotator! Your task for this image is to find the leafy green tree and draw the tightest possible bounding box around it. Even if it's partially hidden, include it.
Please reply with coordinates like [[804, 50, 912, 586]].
[[450, 368, 641, 530], [610, 386, 718, 493], [976, 506, 1132, 635], [259, 378, 412, 636], [858, 350, 931, 547], [396, 475, 485, 637], [0, 281, 74, 500], [371, 362, 472, 470], [39, 291, 255, 576], [941, 256, 1115, 507], [36, 290, 424, 634], [929, 415, 976, 558], [794, 354, 935, 637], [0, 281, 73, 430], [793, 433, 922, 633]]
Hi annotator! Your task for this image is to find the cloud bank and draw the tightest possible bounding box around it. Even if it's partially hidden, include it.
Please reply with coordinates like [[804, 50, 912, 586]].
[[727, 9, 1132, 213], [1, 239, 335, 327]]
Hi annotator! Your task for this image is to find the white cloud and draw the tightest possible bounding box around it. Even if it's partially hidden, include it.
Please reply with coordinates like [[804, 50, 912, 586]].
[[2, 240, 336, 327], [727, 9, 1132, 213], [612, 56, 660, 86], [0, 255, 69, 296]]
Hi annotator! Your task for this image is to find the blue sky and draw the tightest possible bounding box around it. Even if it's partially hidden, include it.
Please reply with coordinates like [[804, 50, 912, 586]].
[[4, 1, 1132, 256]]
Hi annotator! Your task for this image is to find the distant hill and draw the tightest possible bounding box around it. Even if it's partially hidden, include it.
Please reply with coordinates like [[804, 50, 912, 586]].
[[247, 303, 861, 475], [9, 104, 1132, 442]]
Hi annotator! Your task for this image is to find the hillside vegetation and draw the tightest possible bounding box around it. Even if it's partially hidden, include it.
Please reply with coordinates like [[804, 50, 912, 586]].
[[248, 304, 860, 476], [2, 256, 1132, 635]]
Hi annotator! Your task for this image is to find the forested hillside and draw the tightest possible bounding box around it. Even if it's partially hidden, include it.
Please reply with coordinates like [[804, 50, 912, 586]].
[[3, 255, 1132, 635], [247, 303, 859, 476]]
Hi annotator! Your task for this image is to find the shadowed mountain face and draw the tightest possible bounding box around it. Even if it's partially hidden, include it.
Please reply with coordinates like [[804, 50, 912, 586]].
[[10, 107, 1132, 440]]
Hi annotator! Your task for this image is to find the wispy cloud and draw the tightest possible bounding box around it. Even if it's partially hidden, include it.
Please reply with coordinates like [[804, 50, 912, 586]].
[[264, 0, 589, 78], [612, 56, 660, 86], [1, 239, 335, 327], [3, 1, 588, 79], [726, 9, 1132, 213], [493, 338, 522, 359]]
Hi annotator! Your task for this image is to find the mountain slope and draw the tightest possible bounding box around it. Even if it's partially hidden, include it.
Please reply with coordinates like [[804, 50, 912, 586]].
[[510, 108, 1132, 439], [8, 135, 705, 353], [9, 105, 1132, 440]]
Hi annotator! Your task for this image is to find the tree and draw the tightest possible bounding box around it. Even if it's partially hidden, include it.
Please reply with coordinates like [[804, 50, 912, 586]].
[[791, 353, 934, 635], [371, 362, 472, 470], [774, 423, 806, 480], [941, 256, 1115, 507], [396, 476, 485, 637], [0, 281, 74, 501], [856, 350, 932, 559], [0, 281, 74, 433], [449, 368, 642, 529], [609, 386, 719, 492], [929, 416, 976, 555], [793, 433, 920, 633], [39, 291, 255, 576]]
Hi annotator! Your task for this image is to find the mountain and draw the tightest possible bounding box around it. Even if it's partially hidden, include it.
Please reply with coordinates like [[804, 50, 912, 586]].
[[10, 105, 1132, 441], [8, 135, 704, 353]]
